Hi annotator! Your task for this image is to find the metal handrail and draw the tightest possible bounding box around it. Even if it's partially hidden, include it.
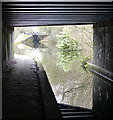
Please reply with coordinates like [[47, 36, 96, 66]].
[[87, 63, 113, 86]]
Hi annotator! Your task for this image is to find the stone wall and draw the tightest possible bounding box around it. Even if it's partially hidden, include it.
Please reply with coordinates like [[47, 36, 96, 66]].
[[93, 21, 113, 119], [2, 23, 14, 69]]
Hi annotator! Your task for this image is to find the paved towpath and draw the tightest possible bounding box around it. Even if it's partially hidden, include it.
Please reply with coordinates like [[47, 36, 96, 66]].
[[3, 54, 45, 119]]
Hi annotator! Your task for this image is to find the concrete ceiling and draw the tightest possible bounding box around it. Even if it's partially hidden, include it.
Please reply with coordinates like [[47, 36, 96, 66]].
[[1, 0, 113, 2], [2, 2, 113, 27]]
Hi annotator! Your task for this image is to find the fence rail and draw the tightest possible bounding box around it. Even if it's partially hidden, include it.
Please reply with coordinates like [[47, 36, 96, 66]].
[[87, 63, 113, 86]]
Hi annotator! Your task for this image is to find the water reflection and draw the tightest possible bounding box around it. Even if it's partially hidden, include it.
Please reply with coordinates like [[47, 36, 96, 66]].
[[39, 45, 93, 109], [14, 42, 93, 109], [57, 50, 80, 72], [14, 25, 93, 109], [14, 41, 93, 109]]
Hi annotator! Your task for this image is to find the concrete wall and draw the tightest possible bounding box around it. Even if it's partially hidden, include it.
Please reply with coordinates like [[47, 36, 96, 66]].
[[93, 21, 113, 119], [2, 23, 14, 69]]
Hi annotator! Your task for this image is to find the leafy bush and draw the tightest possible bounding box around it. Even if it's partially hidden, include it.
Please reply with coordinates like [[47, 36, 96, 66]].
[[56, 30, 82, 71], [56, 31, 81, 51]]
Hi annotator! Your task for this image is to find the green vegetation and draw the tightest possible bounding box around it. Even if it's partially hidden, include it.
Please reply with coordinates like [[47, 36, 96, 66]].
[[56, 30, 82, 72], [80, 56, 93, 72], [14, 25, 93, 109], [56, 31, 79, 51]]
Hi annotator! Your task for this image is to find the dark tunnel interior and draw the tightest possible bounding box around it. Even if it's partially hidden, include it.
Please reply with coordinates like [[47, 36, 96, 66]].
[[1, 1, 113, 120]]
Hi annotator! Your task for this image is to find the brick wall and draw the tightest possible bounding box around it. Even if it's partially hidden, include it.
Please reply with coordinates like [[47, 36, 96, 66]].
[[93, 21, 113, 119], [2, 23, 14, 69]]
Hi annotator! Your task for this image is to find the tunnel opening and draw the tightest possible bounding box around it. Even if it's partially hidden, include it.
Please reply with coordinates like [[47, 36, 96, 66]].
[[13, 24, 93, 110], [2, 2, 113, 120]]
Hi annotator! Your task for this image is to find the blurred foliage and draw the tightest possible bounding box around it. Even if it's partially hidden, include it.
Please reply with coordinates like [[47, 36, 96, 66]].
[[80, 56, 93, 72], [56, 30, 80, 51], [14, 25, 93, 109], [57, 51, 79, 72], [56, 29, 82, 72]]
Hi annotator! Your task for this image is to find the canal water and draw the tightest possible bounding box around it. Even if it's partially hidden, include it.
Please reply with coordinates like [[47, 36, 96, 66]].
[[15, 46, 93, 109], [39, 45, 93, 109], [14, 25, 93, 109]]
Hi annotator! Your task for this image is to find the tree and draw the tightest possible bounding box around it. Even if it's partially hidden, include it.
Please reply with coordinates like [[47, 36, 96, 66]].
[[56, 29, 82, 72]]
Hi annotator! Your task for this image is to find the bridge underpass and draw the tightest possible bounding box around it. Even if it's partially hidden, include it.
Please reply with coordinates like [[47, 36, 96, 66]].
[[2, 1, 113, 120]]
